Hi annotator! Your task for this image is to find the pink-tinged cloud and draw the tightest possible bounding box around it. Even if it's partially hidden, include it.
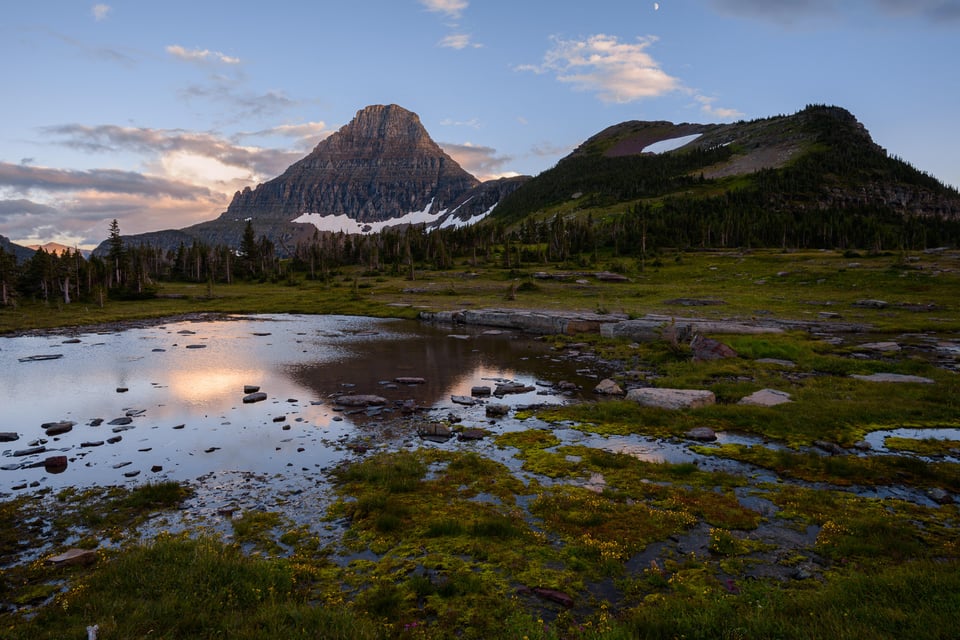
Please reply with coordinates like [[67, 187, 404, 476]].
[[519, 34, 681, 103]]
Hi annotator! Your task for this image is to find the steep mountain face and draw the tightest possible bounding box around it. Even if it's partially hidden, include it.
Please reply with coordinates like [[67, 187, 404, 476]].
[[222, 104, 480, 223]]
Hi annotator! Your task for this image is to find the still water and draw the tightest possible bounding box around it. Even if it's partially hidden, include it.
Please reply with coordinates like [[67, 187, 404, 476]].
[[1, 314, 596, 495]]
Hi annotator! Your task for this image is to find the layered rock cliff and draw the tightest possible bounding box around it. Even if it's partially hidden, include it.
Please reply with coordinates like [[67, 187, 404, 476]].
[[220, 104, 480, 223]]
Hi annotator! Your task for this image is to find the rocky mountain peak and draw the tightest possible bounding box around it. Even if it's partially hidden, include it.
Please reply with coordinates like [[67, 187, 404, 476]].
[[221, 104, 479, 225]]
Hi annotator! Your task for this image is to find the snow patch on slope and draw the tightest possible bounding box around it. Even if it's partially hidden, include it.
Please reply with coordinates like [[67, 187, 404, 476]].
[[293, 199, 443, 234], [642, 133, 702, 154]]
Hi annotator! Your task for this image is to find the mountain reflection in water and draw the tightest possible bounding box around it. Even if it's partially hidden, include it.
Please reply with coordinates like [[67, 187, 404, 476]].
[[1, 315, 595, 494]]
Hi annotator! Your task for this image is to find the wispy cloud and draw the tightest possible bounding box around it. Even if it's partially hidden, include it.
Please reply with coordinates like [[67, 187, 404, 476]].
[[695, 95, 744, 120], [440, 142, 514, 181], [518, 34, 681, 104], [166, 44, 241, 65], [439, 117, 481, 129], [438, 33, 480, 49], [0, 162, 213, 200], [419, 0, 469, 19], [92, 4, 111, 21]]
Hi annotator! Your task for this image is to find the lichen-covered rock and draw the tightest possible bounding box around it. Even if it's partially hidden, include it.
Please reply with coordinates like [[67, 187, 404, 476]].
[[594, 379, 623, 395]]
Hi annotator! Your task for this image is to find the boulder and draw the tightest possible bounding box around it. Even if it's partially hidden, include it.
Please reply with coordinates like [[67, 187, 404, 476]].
[[485, 404, 510, 418], [457, 429, 487, 441], [451, 395, 478, 406], [685, 427, 717, 442], [336, 395, 387, 407], [417, 422, 452, 441], [594, 379, 624, 395], [690, 335, 738, 361], [738, 389, 793, 407], [44, 456, 68, 473], [494, 382, 535, 395], [0, 432, 20, 442], [626, 388, 716, 410], [244, 385, 261, 394], [471, 386, 492, 397], [41, 421, 76, 434], [242, 392, 268, 403]]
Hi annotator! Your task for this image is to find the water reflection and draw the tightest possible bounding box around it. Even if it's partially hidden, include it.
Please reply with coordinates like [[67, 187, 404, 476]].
[[1, 315, 593, 494]]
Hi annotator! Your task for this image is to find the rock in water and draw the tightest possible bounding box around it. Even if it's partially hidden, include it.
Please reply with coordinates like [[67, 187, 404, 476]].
[[336, 395, 387, 407], [243, 392, 268, 403]]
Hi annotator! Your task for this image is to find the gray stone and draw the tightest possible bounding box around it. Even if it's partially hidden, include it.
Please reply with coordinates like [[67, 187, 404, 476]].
[[395, 377, 426, 385], [738, 389, 793, 407], [451, 395, 477, 406], [594, 379, 624, 395], [755, 358, 796, 368], [0, 432, 20, 442], [494, 382, 535, 395], [927, 488, 953, 505], [853, 299, 888, 309], [471, 386, 491, 397], [336, 395, 387, 407], [108, 417, 133, 426], [417, 422, 452, 440], [46, 549, 98, 567], [485, 404, 510, 418], [685, 427, 717, 442], [691, 335, 738, 361], [858, 342, 901, 352], [242, 392, 268, 403], [13, 446, 45, 457], [851, 373, 934, 384], [626, 388, 716, 410], [244, 385, 261, 394]]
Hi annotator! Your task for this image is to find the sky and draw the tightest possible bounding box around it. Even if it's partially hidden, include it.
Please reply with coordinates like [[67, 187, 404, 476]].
[[1, 0, 958, 250]]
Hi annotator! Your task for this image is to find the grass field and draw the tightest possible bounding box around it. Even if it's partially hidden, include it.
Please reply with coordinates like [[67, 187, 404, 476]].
[[2, 248, 959, 639]]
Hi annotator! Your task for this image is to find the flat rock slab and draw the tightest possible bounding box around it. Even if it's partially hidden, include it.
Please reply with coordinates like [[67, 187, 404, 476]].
[[0, 432, 20, 442], [738, 389, 793, 407], [859, 342, 901, 352], [451, 395, 478, 406], [851, 373, 935, 384], [627, 388, 716, 410], [46, 549, 98, 566], [336, 395, 387, 407]]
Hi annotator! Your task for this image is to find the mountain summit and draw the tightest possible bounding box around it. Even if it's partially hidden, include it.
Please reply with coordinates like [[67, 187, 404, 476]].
[[223, 104, 480, 226]]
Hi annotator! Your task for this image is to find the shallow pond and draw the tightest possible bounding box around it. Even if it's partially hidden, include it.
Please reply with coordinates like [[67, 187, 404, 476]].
[[1, 314, 599, 495]]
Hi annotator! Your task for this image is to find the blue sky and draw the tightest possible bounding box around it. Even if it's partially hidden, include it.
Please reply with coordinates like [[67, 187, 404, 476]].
[[1, 0, 958, 249]]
